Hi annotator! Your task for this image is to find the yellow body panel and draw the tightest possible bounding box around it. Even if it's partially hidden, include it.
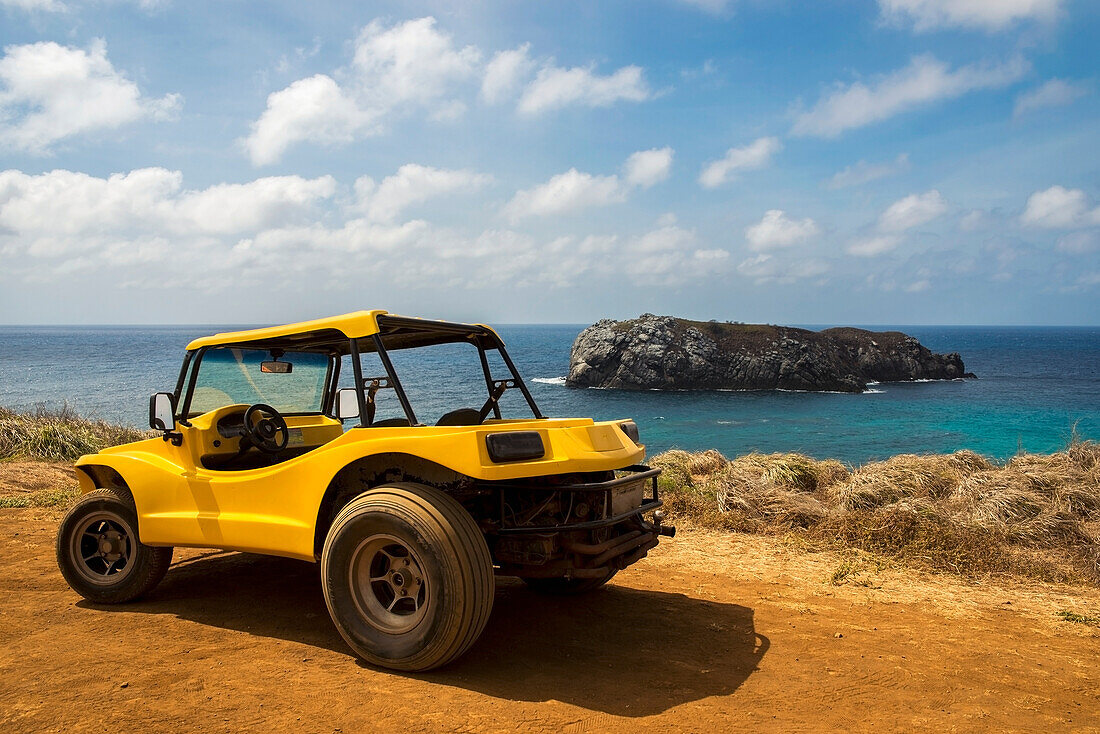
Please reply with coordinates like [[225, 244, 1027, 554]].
[[75, 416, 645, 562]]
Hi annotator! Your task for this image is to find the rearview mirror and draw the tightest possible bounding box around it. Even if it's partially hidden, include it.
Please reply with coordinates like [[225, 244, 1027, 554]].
[[149, 392, 176, 431], [260, 360, 292, 374], [335, 388, 359, 420]]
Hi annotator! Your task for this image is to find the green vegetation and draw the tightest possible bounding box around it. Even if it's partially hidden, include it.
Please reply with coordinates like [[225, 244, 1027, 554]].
[[1057, 610, 1100, 626], [0, 487, 80, 509], [655, 441, 1100, 584], [0, 406, 150, 462]]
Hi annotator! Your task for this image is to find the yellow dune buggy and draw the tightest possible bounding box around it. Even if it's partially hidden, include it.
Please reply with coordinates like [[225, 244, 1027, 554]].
[[57, 310, 673, 670]]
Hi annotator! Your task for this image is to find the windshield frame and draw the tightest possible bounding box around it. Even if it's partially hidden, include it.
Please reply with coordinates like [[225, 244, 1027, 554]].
[[176, 346, 339, 422], [173, 316, 542, 427]]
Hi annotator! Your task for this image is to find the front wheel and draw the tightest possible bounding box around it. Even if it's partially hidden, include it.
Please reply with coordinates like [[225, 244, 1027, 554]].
[[321, 483, 495, 671], [56, 488, 173, 604]]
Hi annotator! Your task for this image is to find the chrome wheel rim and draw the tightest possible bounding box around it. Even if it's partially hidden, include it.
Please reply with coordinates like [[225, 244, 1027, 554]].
[[70, 511, 136, 586], [349, 534, 429, 634]]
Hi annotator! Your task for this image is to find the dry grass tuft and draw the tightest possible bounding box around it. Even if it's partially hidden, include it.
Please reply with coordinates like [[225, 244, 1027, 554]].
[[656, 439, 1100, 584], [0, 406, 150, 463]]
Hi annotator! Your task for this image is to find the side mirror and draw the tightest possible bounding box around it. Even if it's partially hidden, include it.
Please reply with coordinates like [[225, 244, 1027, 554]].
[[149, 392, 176, 431], [335, 388, 359, 421]]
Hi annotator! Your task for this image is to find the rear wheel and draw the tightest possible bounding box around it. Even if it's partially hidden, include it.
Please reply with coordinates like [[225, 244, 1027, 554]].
[[56, 488, 173, 604], [321, 483, 494, 671], [523, 569, 617, 595]]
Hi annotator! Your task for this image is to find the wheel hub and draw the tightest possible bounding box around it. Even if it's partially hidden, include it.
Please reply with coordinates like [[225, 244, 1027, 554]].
[[349, 535, 429, 634], [71, 513, 135, 586]]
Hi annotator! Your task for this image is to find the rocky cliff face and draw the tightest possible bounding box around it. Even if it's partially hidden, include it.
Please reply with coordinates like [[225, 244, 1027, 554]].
[[567, 315, 974, 392]]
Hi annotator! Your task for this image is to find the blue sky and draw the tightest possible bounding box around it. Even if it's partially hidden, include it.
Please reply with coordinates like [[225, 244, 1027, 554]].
[[0, 0, 1097, 326]]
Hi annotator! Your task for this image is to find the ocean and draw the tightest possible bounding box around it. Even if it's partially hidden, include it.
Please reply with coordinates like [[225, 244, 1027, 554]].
[[0, 324, 1097, 465]]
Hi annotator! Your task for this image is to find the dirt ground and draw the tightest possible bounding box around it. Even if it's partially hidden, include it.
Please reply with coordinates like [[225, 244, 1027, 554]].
[[2, 496, 1100, 732]]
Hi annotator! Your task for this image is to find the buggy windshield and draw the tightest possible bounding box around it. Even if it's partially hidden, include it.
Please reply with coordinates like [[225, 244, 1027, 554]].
[[188, 348, 330, 416]]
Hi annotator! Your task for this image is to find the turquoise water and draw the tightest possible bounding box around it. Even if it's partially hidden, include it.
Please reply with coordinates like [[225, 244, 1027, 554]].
[[0, 324, 1097, 464]]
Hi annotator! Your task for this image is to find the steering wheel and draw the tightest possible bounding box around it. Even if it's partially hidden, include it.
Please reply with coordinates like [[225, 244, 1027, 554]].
[[241, 404, 289, 454]]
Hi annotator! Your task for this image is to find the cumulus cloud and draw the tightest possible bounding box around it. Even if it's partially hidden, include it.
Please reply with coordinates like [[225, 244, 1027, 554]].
[[1013, 79, 1089, 117], [350, 17, 480, 108], [673, 0, 732, 13], [244, 75, 375, 166], [878, 190, 948, 232], [517, 64, 651, 115], [845, 190, 947, 257], [0, 167, 335, 259], [502, 169, 625, 222], [0, 0, 64, 9], [354, 164, 492, 222], [1021, 185, 1100, 228], [698, 137, 781, 188], [826, 153, 910, 189], [791, 55, 1027, 138], [0, 40, 181, 154], [745, 210, 819, 251], [503, 148, 673, 221], [1057, 231, 1099, 254], [736, 253, 828, 284], [623, 147, 673, 188], [244, 17, 479, 165], [480, 44, 535, 104], [846, 235, 902, 257], [878, 0, 1062, 31], [1, 0, 162, 11], [0, 163, 739, 298]]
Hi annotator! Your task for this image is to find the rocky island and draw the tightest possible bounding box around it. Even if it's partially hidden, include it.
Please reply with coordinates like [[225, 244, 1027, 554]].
[[567, 314, 975, 393]]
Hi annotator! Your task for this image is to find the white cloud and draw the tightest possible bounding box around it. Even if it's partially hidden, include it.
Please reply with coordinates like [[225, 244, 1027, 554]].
[[745, 209, 819, 251], [698, 137, 781, 188], [736, 253, 828, 284], [0, 168, 335, 257], [502, 169, 625, 222], [355, 164, 491, 222], [0, 165, 738, 297], [623, 147, 673, 188], [827, 153, 910, 189], [1, 0, 164, 10], [958, 209, 988, 231], [244, 17, 479, 165], [845, 190, 947, 258], [1057, 231, 1099, 254], [846, 235, 902, 257], [1013, 78, 1089, 117], [791, 55, 1027, 138], [503, 148, 671, 221], [0, 40, 181, 154], [480, 44, 534, 104], [905, 279, 931, 292], [878, 0, 1062, 32], [0, 0, 64, 10], [673, 0, 732, 12], [349, 17, 480, 109], [1021, 185, 1100, 228], [244, 75, 375, 166], [517, 64, 651, 115], [878, 190, 948, 232]]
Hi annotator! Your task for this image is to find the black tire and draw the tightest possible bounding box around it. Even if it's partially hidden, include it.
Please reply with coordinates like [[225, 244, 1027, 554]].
[[56, 488, 173, 604], [523, 569, 618, 595], [321, 482, 494, 671]]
